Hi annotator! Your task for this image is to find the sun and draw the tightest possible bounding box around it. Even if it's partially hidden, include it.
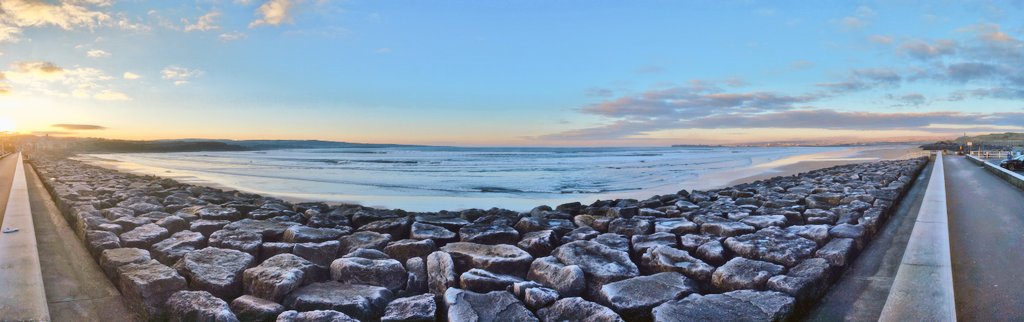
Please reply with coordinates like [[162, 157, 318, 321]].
[[0, 118, 16, 133]]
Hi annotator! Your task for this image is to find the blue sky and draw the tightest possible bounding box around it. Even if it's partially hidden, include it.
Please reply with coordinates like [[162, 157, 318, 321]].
[[0, 0, 1022, 146]]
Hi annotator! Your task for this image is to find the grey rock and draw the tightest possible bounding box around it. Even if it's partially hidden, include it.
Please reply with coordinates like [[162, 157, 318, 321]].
[[527, 256, 586, 297], [459, 223, 519, 245], [739, 215, 787, 229], [518, 230, 557, 257], [209, 229, 263, 257], [243, 254, 320, 302], [802, 209, 838, 225], [283, 281, 393, 321], [383, 239, 437, 264], [197, 206, 243, 221], [174, 247, 255, 300], [815, 237, 856, 267], [294, 240, 341, 268], [100, 248, 151, 284], [592, 233, 630, 253], [405, 257, 428, 294], [712, 257, 785, 292], [119, 223, 170, 250], [551, 241, 639, 298], [152, 231, 207, 266], [630, 232, 677, 257], [806, 192, 843, 209], [536, 297, 624, 322], [358, 216, 413, 239], [426, 251, 458, 296], [524, 287, 560, 310], [700, 220, 756, 237], [165, 290, 239, 322], [276, 310, 358, 322], [284, 226, 350, 243], [443, 288, 538, 322], [409, 222, 457, 244], [156, 216, 190, 235], [231, 295, 284, 322], [784, 225, 831, 246], [440, 242, 534, 277], [724, 227, 819, 267], [652, 290, 795, 322], [696, 240, 727, 266], [653, 218, 698, 235], [191, 219, 231, 237], [223, 219, 299, 242], [607, 218, 652, 237], [338, 231, 392, 256], [459, 268, 523, 293], [597, 272, 698, 321], [260, 242, 296, 262], [381, 293, 436, 322], [330, 256, 407, 292], [117, 260, 188, 321], [766, 258, 832, 303], [640, 246, 715, 283], [560, 226, 600, 244]]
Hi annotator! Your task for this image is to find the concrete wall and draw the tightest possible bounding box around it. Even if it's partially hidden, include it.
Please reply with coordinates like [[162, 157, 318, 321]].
[[965, 154, 1024, 191]]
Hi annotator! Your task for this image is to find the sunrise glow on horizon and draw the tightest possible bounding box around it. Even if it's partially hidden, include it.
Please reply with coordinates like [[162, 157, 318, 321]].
[[0, 1, 1022, 146]]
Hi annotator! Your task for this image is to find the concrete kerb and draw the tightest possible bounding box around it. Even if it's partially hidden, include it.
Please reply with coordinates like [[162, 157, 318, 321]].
[[0, 153, 51, 321], [965, 154, 1024, 191], [879, 151, 956, 322]]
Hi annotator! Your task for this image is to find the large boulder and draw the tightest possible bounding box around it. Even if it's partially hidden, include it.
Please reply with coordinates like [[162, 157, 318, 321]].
[[630, 232, 677, 257], [443, 288, 538, 322], [526, 256, 586, 297], [383, 239, 437, 264], [99, 248, 152, 284], [230, 295, 284, 322], [652, 290, 795, 322], [536, 297, 624, 322], [276, 310, 358, 322], [597, 272, 698, 321], [283, 281, 393, 321], [767, 258, 833, 304], [815, 238, 857, 267], [440, 242, 534, 277], [152, 231, 207, 265], [119, 223, 170, 250], [117, 260, 188, 321], [426, 251, 458, 296], [330, 257, 408, 292], [640, 246, 715, 283], [381, 293, 436, 322], [243, 254, 321, 302], [294, 241, 341, 268], [723, 227, 819, 267], [712, 257, 785, 292], [459, 223, 519, 245], [551, 241, 639, 298], [283, 226, 350, 243], [517, 230, 557, 257], [338, 231, 392, 255], [409, 222, 457, 244], [173, 247, 255, 300], [459, 268, 523, 293], [209, 229, 262, 257], [223, 219, 298, 242], [164, 290, 239, 322], [805, 193, 843, 209]]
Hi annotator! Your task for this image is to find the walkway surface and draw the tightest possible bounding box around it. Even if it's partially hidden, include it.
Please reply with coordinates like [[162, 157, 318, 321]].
[[945, 155, 1024, 321], [802, 159, 933, 321], [0, 153, 49, 321], [0, 153, 20, 222], [25, 161, 133, 320]]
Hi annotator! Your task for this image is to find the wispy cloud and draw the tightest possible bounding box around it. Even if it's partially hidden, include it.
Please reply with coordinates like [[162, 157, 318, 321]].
[[161, 66, 203, 85], [183, 10, 221, 32], [0, 0, 112, 42], [122, 71, 141, 80], [219, 31, 247, 42], [94, 89, 130, 100], [86, 49, 111, 58], [249, 0, 296, 28], [52, 123, 106, 130]]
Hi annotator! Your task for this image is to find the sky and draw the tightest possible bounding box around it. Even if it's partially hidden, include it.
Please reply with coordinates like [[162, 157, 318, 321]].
[[0, 0, 1022, 146]]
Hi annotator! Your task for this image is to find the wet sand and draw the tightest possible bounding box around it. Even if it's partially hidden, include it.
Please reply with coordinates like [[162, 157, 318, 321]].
[[721, 145, 926, 187]]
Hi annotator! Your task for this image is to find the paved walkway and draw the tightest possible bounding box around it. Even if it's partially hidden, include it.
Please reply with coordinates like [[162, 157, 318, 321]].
[[802, 159, 932, 321], [25, 162, 133, 320], [0, 153, 49, 320], [0, 153, 21, 222], [945, 155, 1024, 321]]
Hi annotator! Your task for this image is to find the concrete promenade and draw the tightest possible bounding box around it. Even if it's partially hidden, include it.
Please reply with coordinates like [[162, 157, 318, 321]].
[[945, 155, 1024, 321], [0, 153, 50, 321]]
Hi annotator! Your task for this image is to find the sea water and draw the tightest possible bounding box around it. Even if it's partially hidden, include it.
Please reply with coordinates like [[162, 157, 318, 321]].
[[82, 146, 844, 211]]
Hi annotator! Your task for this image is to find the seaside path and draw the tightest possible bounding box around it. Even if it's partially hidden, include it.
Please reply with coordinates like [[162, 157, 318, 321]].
[[0, 152, 21, 221], [945, 155, 1024, 320]]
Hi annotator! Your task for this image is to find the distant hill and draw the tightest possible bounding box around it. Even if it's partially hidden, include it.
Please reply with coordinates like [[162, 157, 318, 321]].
[[921, 132, 1024, 150], [16, 136, 425, 154]]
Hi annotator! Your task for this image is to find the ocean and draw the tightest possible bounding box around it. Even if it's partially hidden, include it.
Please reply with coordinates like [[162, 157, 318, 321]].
[[79, 146, 849, 211]]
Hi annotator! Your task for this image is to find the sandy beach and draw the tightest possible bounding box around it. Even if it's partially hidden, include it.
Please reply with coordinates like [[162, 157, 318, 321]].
[[720, 145, 927, 187]]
